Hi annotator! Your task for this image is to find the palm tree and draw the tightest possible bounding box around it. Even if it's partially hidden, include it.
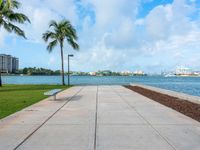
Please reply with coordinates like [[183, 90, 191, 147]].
[[42, 20, 79, 85], [0, 0, 30, 86]]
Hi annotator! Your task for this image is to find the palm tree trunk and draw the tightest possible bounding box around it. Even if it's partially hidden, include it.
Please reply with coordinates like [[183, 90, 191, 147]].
[[60, 41, 65, 85], [0, 72, 2, 87]]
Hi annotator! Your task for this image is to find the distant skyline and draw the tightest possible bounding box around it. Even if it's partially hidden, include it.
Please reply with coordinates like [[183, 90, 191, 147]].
[[0, 0, 200, 73]]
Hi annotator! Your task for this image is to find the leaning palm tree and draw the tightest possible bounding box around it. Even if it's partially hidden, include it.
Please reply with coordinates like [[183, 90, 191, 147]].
[[42, 20, 79, 85], [0, 0, 30, 86]]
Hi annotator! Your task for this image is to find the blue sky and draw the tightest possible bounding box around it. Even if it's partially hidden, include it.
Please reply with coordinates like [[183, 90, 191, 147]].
[[0, 0, 200, 73]]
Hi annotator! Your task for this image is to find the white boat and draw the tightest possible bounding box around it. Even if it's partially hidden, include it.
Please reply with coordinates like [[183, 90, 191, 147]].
[[164, 74, 176, 77]]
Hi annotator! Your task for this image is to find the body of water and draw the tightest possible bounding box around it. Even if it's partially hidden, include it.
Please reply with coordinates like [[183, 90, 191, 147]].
[[2, 75, 200, 97]]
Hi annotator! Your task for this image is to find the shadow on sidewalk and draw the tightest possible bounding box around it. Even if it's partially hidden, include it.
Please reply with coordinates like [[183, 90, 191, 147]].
[[53, 95, 83, 102]]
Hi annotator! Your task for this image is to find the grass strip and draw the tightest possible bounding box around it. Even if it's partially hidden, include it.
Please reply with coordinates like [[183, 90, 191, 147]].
[[0, 84, 71, 119]]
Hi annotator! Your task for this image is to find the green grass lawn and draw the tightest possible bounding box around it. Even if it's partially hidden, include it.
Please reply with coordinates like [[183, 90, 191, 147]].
[[0, 84, 71, 119]]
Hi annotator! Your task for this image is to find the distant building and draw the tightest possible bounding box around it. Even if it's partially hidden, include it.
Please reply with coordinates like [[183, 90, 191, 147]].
[[89, 72, 96, 76], [12, 57, 19, 73], [121, 71, 132, 76], [175, 66, 192, 76], [120, 70, 146, 76], [0, 54, 19, 73], [133, 70, 146, 75], [193, 71, 200, 76]]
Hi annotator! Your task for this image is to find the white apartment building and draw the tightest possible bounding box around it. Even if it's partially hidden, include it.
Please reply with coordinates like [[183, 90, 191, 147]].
[[0, 54, 19, 73]]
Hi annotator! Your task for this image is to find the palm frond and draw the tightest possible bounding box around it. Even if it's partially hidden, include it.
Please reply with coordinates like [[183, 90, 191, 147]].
[[10, 0, 20, 8], [0, 0, 3, 6], [42, 31, 56, 42], [7, 12, 30, 23], [49, 20, 58, 29], [2, 21, 25, 38], [67, 38, 79, 50], [0, 0, 30, 39], [67, 27, 78, 40], [64, 21, 78, 40], [60, 20, 70, 28], [2, 20, 12, 32], [47, 40, 58, 53], [4, 0, 20, 9], [7, 22, 26, 38]]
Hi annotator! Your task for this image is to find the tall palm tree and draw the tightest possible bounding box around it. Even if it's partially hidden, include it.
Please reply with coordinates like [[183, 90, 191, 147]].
[[0, 0, 30, 86], [42, 20, 79, 85]]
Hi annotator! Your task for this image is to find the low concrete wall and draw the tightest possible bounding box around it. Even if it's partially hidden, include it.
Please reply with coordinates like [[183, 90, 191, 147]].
[[130, 83, 200, 105]]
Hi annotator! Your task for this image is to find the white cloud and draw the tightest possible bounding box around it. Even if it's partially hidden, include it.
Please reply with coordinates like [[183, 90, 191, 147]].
[[45, 0, 78, 24], [19, 0, 78, 42], [1, 0, 200, 73], [145, 0, 196, 40], [0, 29, 8, 47], [72, 40, 129, 71], [73, 0, 200, 72]]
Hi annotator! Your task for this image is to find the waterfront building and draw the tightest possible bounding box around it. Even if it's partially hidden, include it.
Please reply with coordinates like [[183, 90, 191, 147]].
[[121, 71, 132, 76], [89, 72, 96, 76], [175, 66, 192, 76], [12, 57, 19, 73], [193, 71, 200, 76], [133, 70, 146, 75], [0, 54, 19, 73], [120, 70, 146, 76]]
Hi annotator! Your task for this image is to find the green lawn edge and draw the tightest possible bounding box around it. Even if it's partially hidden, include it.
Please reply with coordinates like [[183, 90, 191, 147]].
[[0, 84, 72, 119]]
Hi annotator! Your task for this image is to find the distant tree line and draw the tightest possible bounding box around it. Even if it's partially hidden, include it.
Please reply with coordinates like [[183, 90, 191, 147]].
[[96, 70, 121, 76], [17, 67, 61, 75], [14, 68, 147, 76]]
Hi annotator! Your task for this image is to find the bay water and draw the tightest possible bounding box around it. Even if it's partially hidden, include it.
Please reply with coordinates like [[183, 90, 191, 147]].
[[2, 75, 200, 97]]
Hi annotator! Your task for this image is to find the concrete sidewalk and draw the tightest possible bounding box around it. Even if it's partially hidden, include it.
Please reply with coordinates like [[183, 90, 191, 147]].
[[0, 86, 200, 150]]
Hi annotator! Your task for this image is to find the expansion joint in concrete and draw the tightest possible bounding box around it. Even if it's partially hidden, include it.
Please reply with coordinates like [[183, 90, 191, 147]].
[[13, 87, 84, 150], [112, 88, 177, 150], [94, 85, 99, 150]]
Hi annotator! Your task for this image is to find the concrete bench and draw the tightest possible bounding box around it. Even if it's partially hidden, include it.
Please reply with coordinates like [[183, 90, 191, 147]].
[[44, 89, 62, 100]]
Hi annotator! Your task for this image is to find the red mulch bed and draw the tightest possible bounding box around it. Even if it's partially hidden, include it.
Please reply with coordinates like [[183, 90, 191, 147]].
[[125, 85, 200, 122]]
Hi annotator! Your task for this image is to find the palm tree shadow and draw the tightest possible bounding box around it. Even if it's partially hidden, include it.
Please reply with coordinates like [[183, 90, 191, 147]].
[[53, 95, 82, 102], [70, 95, 83, 101]]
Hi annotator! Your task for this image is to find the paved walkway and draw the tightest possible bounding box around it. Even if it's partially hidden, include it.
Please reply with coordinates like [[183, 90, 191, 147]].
[[0, 86, 200, 150]]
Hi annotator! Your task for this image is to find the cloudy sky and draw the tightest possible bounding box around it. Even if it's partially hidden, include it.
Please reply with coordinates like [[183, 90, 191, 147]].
[[0, 0, 200, 73]]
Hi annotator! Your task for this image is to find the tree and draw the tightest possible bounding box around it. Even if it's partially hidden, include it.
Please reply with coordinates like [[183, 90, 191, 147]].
[[42, 20, 79, 85], [0, 0, 30, 86]]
